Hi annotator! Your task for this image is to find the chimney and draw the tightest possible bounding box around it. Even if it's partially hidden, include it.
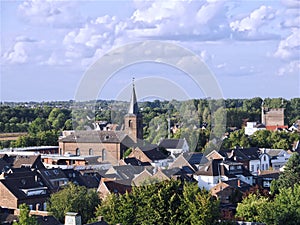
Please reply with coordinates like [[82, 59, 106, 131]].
[[97, 216, 104, 221], [65, 212, 81, 225]]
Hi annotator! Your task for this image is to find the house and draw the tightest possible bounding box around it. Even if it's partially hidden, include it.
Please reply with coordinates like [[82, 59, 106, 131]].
[[210, 181, 242, 204], [158, 138, 189, 157], [168, 153, 196, 172], [132, 169, 153, 186], [128, 144, 169, 168], [289, 120, 300, 132], [182, 152, 203, 169], [118, 157, 151, 167], [38, 168, 69, 192], [262, 148, 291, 170], [97, 178, 132, 199], [254, 170, 280, 190], [244, 122, 266, 135], [12, 155, 45, 170], [194, 159, 253, 190], [58, 82, 142, 165], [0, 169, 50, 212], [61, 169, 99, 189]]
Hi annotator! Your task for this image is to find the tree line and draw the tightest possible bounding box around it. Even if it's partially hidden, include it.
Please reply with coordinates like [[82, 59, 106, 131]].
[[0, 97, 299, 150]]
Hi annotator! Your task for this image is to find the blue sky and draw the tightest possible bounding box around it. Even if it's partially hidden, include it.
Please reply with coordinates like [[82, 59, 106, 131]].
[[0, 0, 299, 102]]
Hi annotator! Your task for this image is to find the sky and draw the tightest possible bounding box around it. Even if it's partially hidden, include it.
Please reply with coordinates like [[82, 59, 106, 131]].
[[0, 0, 299, 102]]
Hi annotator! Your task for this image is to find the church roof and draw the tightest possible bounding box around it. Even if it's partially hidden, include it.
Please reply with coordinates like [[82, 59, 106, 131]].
[[59, 130, 128, 143], [128, 82, 139, 115]]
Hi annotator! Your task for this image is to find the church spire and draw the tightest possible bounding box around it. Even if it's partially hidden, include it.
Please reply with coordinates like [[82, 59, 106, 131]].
[[128, 78, 138, 115]]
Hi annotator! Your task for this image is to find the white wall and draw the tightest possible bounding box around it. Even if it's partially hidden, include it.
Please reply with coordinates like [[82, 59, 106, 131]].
[[194, 175, 219, 190]]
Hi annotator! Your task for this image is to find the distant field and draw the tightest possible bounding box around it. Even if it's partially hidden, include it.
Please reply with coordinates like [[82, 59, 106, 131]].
[[0, 132, 28, 141]]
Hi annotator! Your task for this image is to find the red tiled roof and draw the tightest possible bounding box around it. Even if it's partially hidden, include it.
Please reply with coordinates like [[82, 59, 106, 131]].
[[266, 125, 288, 131]]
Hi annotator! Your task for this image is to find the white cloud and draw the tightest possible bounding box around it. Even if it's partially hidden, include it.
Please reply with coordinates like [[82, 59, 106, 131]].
[[274, 28, 300, 59], [3, 42, 28, 64], [128, 0, 230, 40], [230, 5, 278, 40], [278, 60, 300, 76], [18, 0, 82, 28], [281, 0, 300, 8]]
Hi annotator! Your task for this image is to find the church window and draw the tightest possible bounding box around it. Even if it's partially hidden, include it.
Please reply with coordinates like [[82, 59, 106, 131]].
[[76, 148, 80, 156], [89, 148, 93, 155], [129, 120, 132, 127]]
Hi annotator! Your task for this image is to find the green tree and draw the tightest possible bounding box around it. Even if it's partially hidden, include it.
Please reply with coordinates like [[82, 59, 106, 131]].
[[181, 182, 220, 225], [237, 184, 300, 225], [13, 203, 38, 225], [96, 180, 220, 225], [236, 193, 270, 223], [271, 152, 300, 194], [47, 183, 100, 224]]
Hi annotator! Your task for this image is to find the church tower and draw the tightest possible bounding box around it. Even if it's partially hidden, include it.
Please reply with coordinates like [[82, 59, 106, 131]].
[[124, 80, 143, 143]]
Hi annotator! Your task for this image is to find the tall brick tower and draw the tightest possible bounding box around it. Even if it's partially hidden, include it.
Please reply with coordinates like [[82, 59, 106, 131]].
[[124, 79, 143, 143]]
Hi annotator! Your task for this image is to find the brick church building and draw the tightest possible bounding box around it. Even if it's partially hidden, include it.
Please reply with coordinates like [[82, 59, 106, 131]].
[[58, 82, 143, 165]]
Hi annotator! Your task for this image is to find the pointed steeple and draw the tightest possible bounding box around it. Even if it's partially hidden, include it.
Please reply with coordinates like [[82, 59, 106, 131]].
[[128, 78, 139, 115]]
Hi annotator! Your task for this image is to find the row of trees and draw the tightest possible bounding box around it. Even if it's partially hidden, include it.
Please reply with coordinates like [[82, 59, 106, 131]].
[[222, 129, 300, 150], [45, 180, 220, 225], [1, 97, 299, 149], [96, 180, 219, 225]]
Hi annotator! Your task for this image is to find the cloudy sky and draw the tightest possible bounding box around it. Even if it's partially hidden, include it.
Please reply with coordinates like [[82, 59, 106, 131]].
[[1, 0, 299, 102]]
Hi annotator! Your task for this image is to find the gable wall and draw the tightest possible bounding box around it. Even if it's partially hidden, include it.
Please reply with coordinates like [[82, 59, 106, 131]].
[[0, 182, 18, 209]]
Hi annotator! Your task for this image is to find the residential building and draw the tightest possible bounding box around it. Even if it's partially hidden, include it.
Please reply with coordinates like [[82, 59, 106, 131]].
[[158, 138, 189, 157], [244, 122, 266, 135]]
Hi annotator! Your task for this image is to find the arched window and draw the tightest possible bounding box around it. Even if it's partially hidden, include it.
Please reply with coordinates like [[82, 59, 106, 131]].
[[89, 148, 93, 156], [128, 120, 132, 127], [76, 148, 80, 156], [263, 155, 266, 161], [102, 149, 107, 161]]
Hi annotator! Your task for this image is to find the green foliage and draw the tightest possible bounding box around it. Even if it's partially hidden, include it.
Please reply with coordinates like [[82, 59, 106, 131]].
[[1, 97, 299, 150], [237, 184, 300, 225], [236, 194, 270, 223], [123, 148, 132, 158], [47, 183, 100, 224], [223, 129, 300, 150], [96, 180, 219, 225], [13, 203, 38, 225]]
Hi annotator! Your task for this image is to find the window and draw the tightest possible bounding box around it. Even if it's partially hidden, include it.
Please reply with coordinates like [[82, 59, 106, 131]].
[[262, 164, 264, 170], [76, 148, 80, 156], [89, 148, 93, 156], [251, 165, 254, 172], [102, 149, 107, 161], [263, 155, 266, 161], [128, 120, 132, 127], [43, 202, 47, 211]]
